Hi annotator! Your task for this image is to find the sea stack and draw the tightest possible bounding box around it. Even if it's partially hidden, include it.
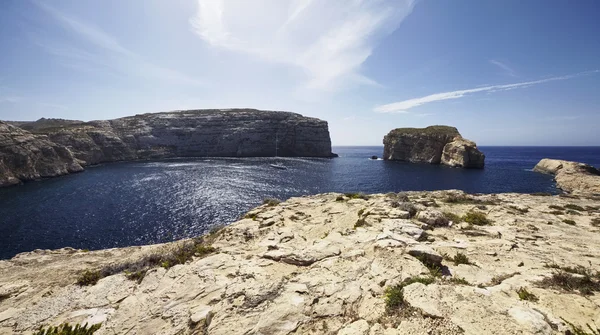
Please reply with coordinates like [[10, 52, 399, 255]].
[[533, 158, 600, 196], [383, 125, 485, 168], [1, 109, 336, 187]]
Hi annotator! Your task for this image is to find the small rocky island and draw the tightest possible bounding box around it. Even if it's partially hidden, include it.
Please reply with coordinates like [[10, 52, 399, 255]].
[[0, 109, 335, 187], [383, 126, 485, 169], [1, 190, 599, 334]]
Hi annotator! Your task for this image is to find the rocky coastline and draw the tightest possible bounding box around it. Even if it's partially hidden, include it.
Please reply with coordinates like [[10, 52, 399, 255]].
[[1, 190, 599, 334], [534, 158, 600, 197], [383, 126, 485, 169], [0, 109, 335, 187]]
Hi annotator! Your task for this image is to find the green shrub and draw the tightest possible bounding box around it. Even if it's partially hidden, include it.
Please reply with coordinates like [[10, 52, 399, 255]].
[[76, 270, 101, 286], [263, 198, 281, 206], [34, 323, 101, 335], [443, 212, 462, 223], [563, 219, 577, 225], [463, 212, 491, 226], [344, 192, 369, 200], [449, 277, 471, 285], [357, 208, 365, 216], [77, 238, 216, 286], [516, 287, 538, 302], [451, 252, 472, 265]]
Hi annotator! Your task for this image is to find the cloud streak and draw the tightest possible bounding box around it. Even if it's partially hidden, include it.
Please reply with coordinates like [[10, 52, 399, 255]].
[[190, 0, 416, 91], [374, 70, 599, 113], [489, 59, 517, 77], [34, 2, 203, 86]]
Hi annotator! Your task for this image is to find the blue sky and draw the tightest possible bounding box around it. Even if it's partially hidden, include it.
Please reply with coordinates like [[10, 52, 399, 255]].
[[0, 0, 599, 145]]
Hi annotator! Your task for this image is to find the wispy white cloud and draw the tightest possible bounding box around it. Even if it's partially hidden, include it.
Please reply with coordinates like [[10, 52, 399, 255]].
[[489, 59, 517, 77], [374, 70, 599, 113], [190, 0, 416, 91], [34, 2, 203, 86]]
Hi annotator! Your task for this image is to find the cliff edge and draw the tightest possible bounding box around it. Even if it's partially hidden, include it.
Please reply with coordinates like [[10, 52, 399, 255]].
[[383, 126, 485, 168], [1, 191, 599, 334], [534, 158, 600, 196]]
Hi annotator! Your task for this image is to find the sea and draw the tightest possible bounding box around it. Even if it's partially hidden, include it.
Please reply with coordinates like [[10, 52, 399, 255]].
[[1, 146, 599, 259]]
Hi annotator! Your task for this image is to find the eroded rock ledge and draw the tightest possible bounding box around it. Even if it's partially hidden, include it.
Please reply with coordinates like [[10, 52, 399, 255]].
[[383, 126, 485, 168], [1, 191, 599, 334], [534, 158, 600, 196], [1, 109, 335, 187]]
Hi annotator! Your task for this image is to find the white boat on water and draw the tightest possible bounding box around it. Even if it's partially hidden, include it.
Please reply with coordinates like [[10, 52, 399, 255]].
[[270, 133, 287, 170]]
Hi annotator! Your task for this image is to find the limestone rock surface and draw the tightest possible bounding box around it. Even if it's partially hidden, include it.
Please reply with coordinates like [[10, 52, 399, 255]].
[[383, 126, 484, 169], [534, 158, 600, 196], [0, 121, 83, 187], [1, 191, 600, 334]]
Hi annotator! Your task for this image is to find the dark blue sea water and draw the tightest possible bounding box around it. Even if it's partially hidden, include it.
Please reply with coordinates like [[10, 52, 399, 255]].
[[1, 146, 599, 259]]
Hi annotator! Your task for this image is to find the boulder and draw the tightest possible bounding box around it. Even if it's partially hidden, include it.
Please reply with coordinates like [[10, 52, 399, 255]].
[[416, 210, 449, 227], [441, 138, 485, 168]]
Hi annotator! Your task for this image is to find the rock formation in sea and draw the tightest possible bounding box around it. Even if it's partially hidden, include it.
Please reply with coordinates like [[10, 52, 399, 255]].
[[383, 125, 485, 168], [1, 190, 599, 334], [534, 158, 600, 196], [1, 109, 335, 186], [0, 121, 84, 187]]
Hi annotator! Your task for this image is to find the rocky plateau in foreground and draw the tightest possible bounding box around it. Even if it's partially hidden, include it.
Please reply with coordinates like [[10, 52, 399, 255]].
[[383, 126, 485, 169], [1, 190, 600, 334], [0, 109, 335, 187]]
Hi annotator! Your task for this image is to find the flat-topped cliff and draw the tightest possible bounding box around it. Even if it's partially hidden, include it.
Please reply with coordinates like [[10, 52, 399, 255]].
[[383, 126, 485, 169], [1, 191, 599, 334], [534, 158, 600, 196], [1, 109, 335, 186], [0, 121, 83, 187]]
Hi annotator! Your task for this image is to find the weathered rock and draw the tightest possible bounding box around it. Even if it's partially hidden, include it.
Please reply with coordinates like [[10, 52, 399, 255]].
[[534, 158, 600, 196], [382, 125, 484, 169], [1, 191, 600, 334], [2, 109, 335, 187], [0, 121, 83, 187], [441, 137, 485, 168], [416, 210, 449, 227]]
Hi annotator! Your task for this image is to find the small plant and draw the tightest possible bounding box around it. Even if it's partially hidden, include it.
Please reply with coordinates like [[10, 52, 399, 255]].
[[344, 192, 369, 200], [34, 323, 101, 335], [384, 276, 434, 310], [561, 318, 600, 335], [516, 287, 538, 302], [489, 272, 520, 286], [549, 205, 564, 210], [263, 198, 281, 206], [451, 252, 472, 266], [244, 212, 258, 220], [357, 208, 365, 216], [448, 277, 471, 285], [565, 204, 585, 211], [354, 217, 368, 229], [538, 266, 600, 295], [76, 270, 101, 286], [463, 211, 491, 226], [563, 219, 577, 225], [443, 212, 462, 223], [415, 255, 443, 277]]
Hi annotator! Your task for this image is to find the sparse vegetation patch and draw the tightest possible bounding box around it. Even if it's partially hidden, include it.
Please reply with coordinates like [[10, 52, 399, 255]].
[[34, 323, 101, 335], [538, 265, 600, 295], [516, 287, 538, 302], [561, 318, 600, 335], [384, 276, 434, 311], [463, 211, 492, 226]]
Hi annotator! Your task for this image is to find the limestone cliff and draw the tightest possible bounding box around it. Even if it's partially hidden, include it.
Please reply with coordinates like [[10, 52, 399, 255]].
[[534, 158, 600, 196], [383, 125, 485, 168], [1, 109, 334, 186], [1, 191, 600, 334], [0, 121, 83, 187]]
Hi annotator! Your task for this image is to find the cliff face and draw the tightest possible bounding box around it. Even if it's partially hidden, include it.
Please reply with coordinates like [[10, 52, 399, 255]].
[[17, 109, 335, 166], [0, 121, 83, 187], [534, 158, 600, 196], [2, 191, 600, 334], [383, 126, 485, 168]]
